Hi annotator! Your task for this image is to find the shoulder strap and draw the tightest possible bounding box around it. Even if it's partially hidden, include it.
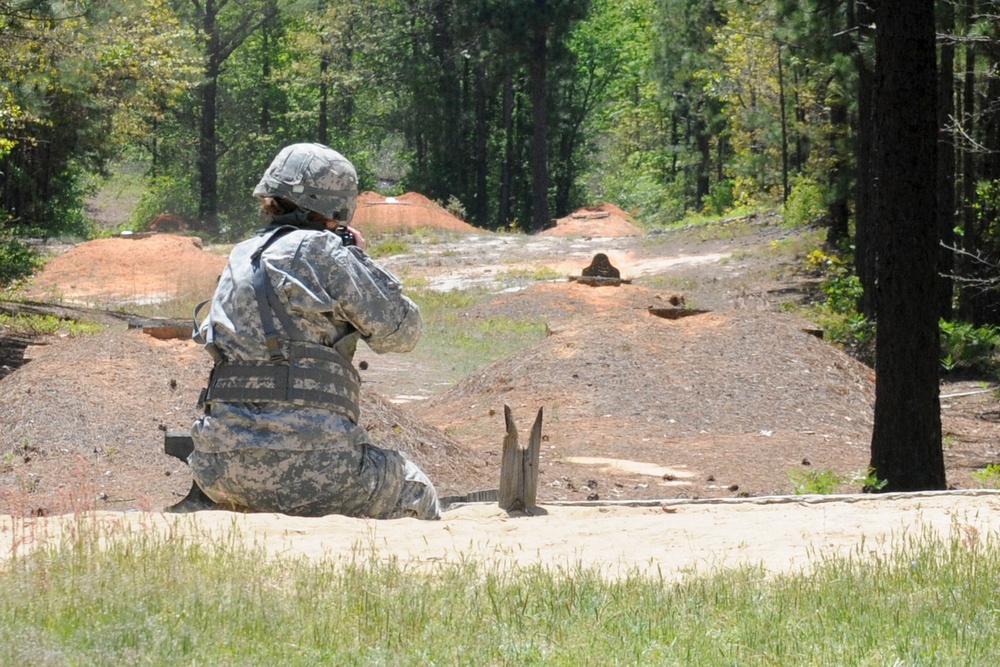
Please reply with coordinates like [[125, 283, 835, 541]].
[[251, 225, 303, 361]]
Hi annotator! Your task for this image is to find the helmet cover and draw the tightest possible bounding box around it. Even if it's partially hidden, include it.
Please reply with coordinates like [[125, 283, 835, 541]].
[[253, 143, 358, 222]]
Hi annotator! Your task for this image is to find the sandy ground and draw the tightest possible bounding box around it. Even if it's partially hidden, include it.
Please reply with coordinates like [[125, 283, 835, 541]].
[[4, 491, 999, 579], [5, 204, 1000, 579]]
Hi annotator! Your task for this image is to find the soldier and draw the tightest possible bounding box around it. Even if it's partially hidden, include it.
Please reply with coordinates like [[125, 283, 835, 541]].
[[185, 143, 439, 519]]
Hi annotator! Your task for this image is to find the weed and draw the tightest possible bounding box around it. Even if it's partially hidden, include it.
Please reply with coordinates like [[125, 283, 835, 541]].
[[972, 463, 1000, 489], [787, 467, 845, 494], [368, 238, 411, 258], [853, 467, 888, 492]]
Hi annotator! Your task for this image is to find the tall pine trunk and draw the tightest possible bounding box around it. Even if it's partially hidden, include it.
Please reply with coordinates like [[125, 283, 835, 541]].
[[869, 0, 946, 491], [528, 31, 550, 233], [936, 0, 956, 321], [854, 1, 877, 319], [198, 0, 221, 236]]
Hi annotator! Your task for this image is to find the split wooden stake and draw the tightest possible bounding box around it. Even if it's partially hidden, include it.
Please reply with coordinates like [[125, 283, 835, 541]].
[[498, 404, 543, 514]]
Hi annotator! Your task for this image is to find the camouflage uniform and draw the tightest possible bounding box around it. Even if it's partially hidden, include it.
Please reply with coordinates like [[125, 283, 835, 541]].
[[189, 226, 440, 519]]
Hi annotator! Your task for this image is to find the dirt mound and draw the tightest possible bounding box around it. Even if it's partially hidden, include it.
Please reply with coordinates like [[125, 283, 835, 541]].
[[540, 203, 644, 238], [25, 234, 227, 308], [0, 326, 488, 515], [353, 191, 478, 234], [418, 280, 877, 501]]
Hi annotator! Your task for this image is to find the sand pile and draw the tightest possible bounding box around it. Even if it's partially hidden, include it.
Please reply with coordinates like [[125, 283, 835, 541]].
[[26, 234, 227, 307], [540, 203, 644, 238], [353, 192, 478, 234]]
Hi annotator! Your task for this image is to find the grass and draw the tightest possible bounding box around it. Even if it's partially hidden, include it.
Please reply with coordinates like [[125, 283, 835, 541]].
[[2, 516, 1000, 665], [409, 287, 547, 382], [0, 311, 103, 336]]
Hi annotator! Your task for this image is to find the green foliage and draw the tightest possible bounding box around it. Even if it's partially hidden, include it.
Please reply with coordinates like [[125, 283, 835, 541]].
[[853, 467, 888, 492], [788, 467, 845, 494], [971, 463, 1000, 489], [701, 179, 735, 216], [783, 177, 827, 227], [498, 266, 562, 282], [0, 312, 101, 336], [822, 273, 863, 316], [803, 249, 875, 364], [0, 0, 199, 237], [129, 173, 200, 231], [580, 0, 684, 224], [440, 195, 467, 222], [788, 467, 886, 494], [939, 319, 1000, 374], [804, 250, 859, 313], [0, 238, 42, 288]]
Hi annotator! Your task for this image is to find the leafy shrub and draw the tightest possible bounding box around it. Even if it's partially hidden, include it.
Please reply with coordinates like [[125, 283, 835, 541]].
[[788, 468, 844, 494], [804, 249, 874, 363], [0, 237, 41, 288], [783, 177, 827, 227], [701, 179, 735, 216], [939, 319, 1000, 373], [129, 174, 200, 232], [441, 195, 467, 221]]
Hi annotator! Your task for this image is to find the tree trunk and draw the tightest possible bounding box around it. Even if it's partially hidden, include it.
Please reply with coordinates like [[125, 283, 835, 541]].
[[695, 115, 711, 209], [474, 58, 490, 227], [198, 0, 221, 236], [499, 65, 514, 229], [936, 0, 956, 321], [958, 2, 978, 321], [777, 43, 790, 204], [826, 3, 852, 248], [853, 1, 877, 319], [869, 0, 946, 492], [528, 30, 550, 233], [318, 54, 330, 145]]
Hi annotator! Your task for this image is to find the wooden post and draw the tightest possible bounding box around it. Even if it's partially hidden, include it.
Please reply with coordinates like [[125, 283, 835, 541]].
[[498, 404, 543, 514]]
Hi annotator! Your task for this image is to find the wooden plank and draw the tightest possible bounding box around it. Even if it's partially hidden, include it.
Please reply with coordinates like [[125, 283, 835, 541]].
[[128, 318, 191, 340], [498, 404, 543, 514]]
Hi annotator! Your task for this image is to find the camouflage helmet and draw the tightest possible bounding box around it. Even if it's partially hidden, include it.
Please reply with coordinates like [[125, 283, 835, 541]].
[[253, 143, 358, 222]]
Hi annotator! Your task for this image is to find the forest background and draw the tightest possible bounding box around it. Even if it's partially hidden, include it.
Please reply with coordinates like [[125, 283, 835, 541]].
[[1, 0, 997, 306], [0, 0, 997, 490]]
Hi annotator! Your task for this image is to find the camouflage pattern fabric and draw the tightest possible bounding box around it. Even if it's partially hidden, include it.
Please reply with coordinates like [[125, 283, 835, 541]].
[[190, 227, 439, 520]]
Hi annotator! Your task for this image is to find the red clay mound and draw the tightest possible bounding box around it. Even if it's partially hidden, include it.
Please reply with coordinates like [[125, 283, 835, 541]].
[[26, 234, 227, 307], [352, 191, 478, 234], [540, 203, 644, 238]]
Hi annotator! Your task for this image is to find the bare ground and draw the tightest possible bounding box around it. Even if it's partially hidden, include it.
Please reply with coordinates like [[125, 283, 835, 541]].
[[2, 210, 1000, 576]]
